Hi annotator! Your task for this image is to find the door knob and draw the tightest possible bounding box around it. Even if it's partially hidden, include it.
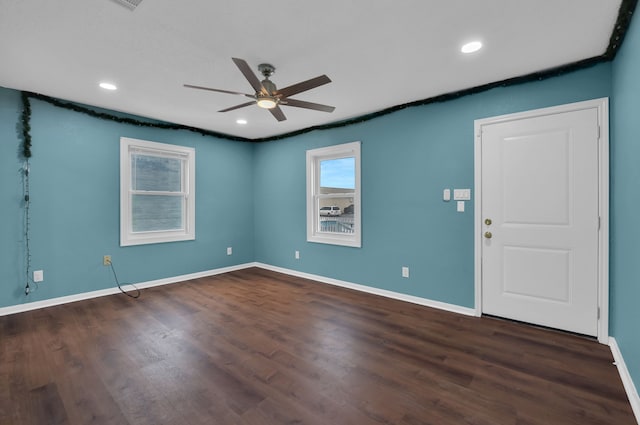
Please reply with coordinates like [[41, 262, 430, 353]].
[[484, 231, 492, 239], [484, 218, 492, 225]]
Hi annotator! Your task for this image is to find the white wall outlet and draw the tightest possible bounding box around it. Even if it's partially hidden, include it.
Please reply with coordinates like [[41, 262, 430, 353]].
[[33, 270, 44, 282], [457, 201, 465, 212], [402, 266, 409, 278], [226, 247, 232, 255], [295, 250, 300, 259]]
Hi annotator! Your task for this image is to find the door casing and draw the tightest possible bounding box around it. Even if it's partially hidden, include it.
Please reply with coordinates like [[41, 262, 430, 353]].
[[473, 98, 609, 344]]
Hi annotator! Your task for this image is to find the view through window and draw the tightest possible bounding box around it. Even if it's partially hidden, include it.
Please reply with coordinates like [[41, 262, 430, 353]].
[[319, 157, 356, 234], [131, 153, 184, 232]]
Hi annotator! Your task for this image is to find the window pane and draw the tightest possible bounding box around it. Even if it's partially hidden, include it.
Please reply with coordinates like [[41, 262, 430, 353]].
[[320, 157, 355, 193], [318, 197, 354, 234], [132, 154, 182, 192], [132, 195, 183, 232], [319, 217, 354, 234]]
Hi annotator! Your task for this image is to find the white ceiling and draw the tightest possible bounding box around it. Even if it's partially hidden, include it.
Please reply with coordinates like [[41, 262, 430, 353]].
[[0, 0, 623, 140]]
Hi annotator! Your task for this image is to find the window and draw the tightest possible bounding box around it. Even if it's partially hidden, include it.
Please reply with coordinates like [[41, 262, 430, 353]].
[[307, 141, 361, 247], [120, 137, 195, 246]]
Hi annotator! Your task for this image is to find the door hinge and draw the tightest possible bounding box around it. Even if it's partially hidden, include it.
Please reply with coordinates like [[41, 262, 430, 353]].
[[597, 307, 601, 320], [597, 125, 601, 140], [598, 216, 601, 230]]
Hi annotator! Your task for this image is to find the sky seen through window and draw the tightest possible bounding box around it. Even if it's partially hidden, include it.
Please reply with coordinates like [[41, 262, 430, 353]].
[[320, 157, 355, 189]]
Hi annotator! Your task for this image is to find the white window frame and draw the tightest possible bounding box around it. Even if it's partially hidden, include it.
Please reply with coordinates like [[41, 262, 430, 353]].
[[120, 137, 195, 246], [306, 141, 361, 247]]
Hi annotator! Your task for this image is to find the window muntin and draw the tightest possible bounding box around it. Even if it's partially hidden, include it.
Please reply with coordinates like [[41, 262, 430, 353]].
[[120, 137, 195, 246], [307, 142, 361, 247]]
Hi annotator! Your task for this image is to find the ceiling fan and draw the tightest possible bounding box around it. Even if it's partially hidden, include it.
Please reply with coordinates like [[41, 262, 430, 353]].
[[184, 58, 335, 122]]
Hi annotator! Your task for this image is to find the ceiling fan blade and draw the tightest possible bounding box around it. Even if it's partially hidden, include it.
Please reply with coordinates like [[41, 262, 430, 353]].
[[269, 106, 287, 122], [218, 101, 255, 113], [183, 84, 253, 98], [232, 57, 267, 95], [276, 75, 331, 98], [281, 98, 335, 113]]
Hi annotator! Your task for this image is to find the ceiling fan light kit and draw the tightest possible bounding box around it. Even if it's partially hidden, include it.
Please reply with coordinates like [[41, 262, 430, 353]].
[[256, 96, 278, 109], [184, 57, 335, 122]]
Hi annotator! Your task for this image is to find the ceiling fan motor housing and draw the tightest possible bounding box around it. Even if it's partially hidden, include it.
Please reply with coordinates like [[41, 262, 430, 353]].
[[261, 79, 277, 95]]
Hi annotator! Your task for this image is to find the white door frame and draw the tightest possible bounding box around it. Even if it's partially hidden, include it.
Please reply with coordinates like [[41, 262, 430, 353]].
[[473, 98, 609, 344]]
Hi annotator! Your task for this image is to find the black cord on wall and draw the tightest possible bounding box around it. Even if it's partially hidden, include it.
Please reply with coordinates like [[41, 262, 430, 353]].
[[107, 258, 141, 299]]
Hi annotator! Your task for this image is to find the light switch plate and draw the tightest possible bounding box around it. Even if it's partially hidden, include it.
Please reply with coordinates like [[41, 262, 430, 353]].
[[443, 189, 451, 201], [453, 189, 471, 201], [457, 201, 465, 212]]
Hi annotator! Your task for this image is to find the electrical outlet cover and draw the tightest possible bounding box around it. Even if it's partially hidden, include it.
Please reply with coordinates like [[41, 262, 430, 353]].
[[402, 267, 409, 278], [33, 270, 43, 282]]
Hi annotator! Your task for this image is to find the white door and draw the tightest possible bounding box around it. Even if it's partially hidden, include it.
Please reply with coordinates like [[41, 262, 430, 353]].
[[477, 101, 605, 337]]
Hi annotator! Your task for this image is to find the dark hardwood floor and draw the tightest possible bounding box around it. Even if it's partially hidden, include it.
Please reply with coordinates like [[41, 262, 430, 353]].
[[0, 267, 635, 425]]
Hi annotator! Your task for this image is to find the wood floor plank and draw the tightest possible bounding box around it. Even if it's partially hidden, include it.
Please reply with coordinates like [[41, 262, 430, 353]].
[[27, 382, 69, 425], [0, 267, 635, 424]]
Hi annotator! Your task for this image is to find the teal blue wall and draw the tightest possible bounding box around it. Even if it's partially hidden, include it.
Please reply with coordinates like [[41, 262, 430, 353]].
[[0, 88, 255, 308], [254, 64, 612, 308], [612, 9, 640, 390]]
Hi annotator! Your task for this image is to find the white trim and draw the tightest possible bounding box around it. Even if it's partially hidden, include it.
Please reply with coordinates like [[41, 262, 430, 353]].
[[610, 337, 640, 423], [473, 98, 610, 343], [597, 99, 610, 344], [0, 263, 255, 317], [254, 263, 477, 316], [473, 115, 483, 318]]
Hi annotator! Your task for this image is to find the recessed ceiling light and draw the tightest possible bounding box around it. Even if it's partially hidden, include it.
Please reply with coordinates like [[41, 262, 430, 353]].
[[236, 119, 248, 125], [99, 82, 118, 90], [461, 41, 483, 54]]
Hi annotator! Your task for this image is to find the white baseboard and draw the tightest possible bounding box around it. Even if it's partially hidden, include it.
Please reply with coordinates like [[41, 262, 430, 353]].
[[610, 337, 640, 424], [254, 262, 477, 317], [1, 261, 475, 319], [0, 262, 255, 317]]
